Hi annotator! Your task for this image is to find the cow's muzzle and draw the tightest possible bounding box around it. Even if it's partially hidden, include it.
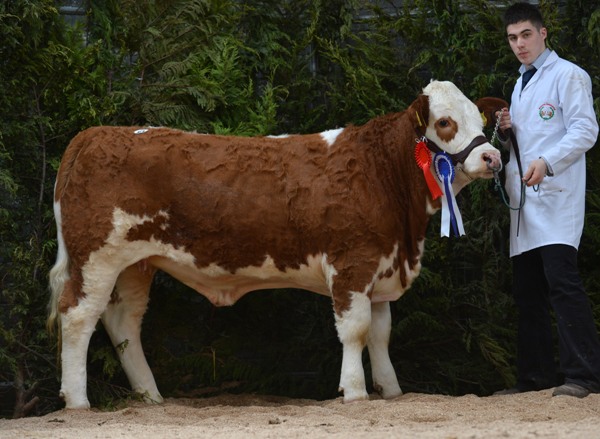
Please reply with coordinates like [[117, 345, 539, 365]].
[[484, 152, 503, 172]]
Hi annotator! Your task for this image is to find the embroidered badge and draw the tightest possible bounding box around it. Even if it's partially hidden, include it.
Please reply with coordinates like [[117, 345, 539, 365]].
[[538, 103, 556, 121]]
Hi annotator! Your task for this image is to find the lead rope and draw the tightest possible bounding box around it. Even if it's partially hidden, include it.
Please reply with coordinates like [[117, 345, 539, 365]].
[[489, 108, 503, 147], [491, 109, 526, 211], [490, 109, 526, 235]]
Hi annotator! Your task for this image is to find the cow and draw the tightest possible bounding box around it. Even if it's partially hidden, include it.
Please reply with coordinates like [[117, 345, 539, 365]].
[[47, 80, 505, 409]]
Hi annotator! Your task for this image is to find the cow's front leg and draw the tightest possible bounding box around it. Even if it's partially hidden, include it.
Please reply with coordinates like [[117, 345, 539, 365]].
[[367, 302, 402, 399], [334, 291, 371, 402]]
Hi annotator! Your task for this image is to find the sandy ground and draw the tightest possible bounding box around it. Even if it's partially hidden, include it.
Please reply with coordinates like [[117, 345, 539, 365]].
[[1, 390, 600, 438]]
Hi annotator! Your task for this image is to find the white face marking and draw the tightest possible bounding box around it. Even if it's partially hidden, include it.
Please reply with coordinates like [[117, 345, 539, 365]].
[[423, 81, 484, 155], [266, 134, 290, 139], [423, 81, 499, 182], [320, 127, 344, 146]]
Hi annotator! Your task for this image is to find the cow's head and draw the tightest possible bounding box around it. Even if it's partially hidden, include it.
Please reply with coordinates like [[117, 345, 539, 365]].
[[408, 81, 504, 193]]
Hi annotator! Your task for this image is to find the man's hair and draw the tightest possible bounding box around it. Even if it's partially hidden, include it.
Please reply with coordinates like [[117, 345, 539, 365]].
[[503, 2, 544, 29]]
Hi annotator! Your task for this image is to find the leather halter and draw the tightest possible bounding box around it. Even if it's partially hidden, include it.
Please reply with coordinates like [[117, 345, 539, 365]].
[[423, 135, 489, 166]]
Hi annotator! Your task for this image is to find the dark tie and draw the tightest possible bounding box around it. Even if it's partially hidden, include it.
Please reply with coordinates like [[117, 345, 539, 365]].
[[521, 67, 537, 90]]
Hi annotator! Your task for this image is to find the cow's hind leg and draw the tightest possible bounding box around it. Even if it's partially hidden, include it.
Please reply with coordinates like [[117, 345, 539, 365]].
[[367, 302, 402, 399], [101, 262, 163, 404], [334, 291, 371, 402], [60, 274, 119, 409]]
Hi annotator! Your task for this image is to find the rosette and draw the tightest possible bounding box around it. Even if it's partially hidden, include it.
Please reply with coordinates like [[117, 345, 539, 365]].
[[414, 140, 442, 200], [434, 152, 465, 237]]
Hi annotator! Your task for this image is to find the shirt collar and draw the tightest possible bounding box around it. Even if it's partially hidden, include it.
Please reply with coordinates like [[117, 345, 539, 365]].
[[519, 48, 551, 73]]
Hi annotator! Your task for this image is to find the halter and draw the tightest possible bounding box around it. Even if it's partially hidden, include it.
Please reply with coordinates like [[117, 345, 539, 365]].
[[422, 135, 490, 166]]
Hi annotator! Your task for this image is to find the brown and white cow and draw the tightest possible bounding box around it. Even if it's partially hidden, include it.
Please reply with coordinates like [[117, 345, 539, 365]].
[[48, 81, 504, 409]]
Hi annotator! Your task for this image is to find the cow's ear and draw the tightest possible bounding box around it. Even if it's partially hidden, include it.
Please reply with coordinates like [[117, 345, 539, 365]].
[[475, 97, 509, 128], [408, 94, 430, 134]]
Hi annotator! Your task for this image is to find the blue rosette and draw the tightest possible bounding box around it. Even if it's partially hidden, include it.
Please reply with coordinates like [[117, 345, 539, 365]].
[[433, 152, 465, 237]]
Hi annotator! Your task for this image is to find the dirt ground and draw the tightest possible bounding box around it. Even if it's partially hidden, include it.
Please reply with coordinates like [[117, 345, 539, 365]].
[[2, 390, 600, 438]]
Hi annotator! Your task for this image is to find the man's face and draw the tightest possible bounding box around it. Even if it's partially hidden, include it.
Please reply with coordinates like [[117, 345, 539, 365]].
[[506, 20, 547, 66]]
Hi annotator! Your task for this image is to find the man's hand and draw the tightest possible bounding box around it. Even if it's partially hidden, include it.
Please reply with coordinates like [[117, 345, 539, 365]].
[[523, 158, 547, 186], [496, 107, 512, 133]]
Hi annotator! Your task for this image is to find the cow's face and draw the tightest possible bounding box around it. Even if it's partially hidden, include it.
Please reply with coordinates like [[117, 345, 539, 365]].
[[411, 81, 502, 192]]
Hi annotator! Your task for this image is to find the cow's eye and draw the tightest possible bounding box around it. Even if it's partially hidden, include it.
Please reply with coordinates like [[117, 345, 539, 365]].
[[434, 117, 458, 142]]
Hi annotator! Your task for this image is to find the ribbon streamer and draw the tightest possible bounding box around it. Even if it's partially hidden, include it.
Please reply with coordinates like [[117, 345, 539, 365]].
[[414, 140, 442, 200], [434, 152, 465, 237]]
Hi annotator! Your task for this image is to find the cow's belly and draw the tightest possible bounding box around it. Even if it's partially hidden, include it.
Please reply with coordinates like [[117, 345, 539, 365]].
[[149, 253, 334, 306], [370, 279, 409, 303], [85, 207, 421, 307], [148, 241, 420, 306]]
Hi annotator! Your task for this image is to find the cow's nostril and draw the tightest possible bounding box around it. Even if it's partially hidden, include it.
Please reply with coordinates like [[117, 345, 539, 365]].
[[483, 153, 502, 172], [487, 158, 502, 172]]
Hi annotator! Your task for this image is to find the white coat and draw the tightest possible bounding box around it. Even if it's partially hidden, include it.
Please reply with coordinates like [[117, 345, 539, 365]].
[[506, 50, 599, 257]]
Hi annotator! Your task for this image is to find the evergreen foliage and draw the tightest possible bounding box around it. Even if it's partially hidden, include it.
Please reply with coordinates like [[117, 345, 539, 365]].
[[1, 0, 599, 417]]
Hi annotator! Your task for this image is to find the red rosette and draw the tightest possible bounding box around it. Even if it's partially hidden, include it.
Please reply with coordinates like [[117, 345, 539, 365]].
[[414, 140, 442, 199]]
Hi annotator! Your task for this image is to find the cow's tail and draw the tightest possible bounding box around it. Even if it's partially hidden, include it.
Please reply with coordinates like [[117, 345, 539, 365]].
[[47, 130, 88, 336], [47, 197, 68, 337]]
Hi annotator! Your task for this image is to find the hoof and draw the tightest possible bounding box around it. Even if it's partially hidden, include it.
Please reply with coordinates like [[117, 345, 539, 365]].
[[62, 395, 91, 410], [342, 393, 369, 403], [141, 392, 164, 404], [60, 390, 91, 409], [373, 383, 403, 399], [339, 386, 369, 403]]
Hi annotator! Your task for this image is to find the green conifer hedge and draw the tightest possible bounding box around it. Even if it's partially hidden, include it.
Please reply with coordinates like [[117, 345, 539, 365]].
[[1, 0, 599, 417]]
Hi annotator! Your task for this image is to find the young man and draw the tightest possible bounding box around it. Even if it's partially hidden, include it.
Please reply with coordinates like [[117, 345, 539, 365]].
[[495, 2, 600, 398]]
